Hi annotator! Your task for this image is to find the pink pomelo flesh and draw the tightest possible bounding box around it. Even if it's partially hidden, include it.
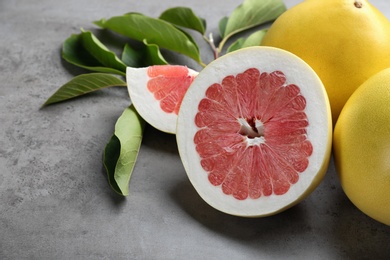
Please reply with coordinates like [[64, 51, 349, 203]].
[[126, 65, 198, 134], [194, 68, 313, 200], [147, 65, 196, 115]]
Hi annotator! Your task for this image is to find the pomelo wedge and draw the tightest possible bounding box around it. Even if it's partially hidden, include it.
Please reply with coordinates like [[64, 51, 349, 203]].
[[126, 65, 198, 134], [176, 46, 332, 217]]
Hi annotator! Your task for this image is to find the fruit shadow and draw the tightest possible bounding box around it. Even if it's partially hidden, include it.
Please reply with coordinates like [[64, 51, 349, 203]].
[[310, 156, 390, 258], [137, 124, 390, 256], [141, 124, 179, 155], [169, 177, 311, 246], [169, 155, 390, 257], [326, 177, 390, 258]]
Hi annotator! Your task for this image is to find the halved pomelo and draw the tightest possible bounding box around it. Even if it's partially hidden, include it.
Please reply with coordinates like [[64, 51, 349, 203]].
[[176, 46, 332, 217], [126, 65, 198, 134]]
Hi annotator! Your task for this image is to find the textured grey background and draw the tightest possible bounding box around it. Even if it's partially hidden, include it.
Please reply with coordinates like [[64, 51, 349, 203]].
[[1, 0, 390, 259]]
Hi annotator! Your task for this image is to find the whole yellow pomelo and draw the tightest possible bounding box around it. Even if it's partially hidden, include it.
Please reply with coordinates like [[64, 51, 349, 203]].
[[333, 68, 390, 226], [261, 0, 390, 123]]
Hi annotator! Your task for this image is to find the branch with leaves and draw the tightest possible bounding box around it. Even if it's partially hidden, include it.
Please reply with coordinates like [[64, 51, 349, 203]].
[[42, 0, 286, 196]]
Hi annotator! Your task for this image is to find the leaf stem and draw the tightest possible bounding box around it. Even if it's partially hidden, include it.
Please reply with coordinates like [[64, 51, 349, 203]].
[[217, 32, 233, 56], [204, 33, 219, 60], [199, 60, 208, 68]]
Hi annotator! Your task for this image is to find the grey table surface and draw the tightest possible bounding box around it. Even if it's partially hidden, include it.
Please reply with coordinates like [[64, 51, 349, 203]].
[[1, 0, 390, 259]]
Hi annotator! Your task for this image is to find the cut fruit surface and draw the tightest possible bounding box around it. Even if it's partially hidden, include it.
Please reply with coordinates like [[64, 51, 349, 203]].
[[176, 46, 332, 217], [126, 65, 198, 134]]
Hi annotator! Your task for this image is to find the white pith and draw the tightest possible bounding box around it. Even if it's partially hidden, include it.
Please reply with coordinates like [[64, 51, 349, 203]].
[[126, 66, 198, 134], [176, 46, 332, 217], [237, 118, 265, 146]]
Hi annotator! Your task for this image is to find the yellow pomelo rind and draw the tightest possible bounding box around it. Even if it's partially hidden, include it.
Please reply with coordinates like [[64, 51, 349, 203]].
[[334, 68, 390, 226], [261, 0, 390, 123]]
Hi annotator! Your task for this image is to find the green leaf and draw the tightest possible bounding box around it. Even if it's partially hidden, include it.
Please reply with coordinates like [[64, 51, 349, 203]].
[[159, 7, 206, 35], [80, 29, 127, 73], [103, 135, 122, 194], [219, 0, 286, 49], [62, 31, 127, 76], [103, 105, 145, 196], [121, 44, 142, 68], [94, 13, 203, 65], [218, 16, 229, 38], [43, 73, 126, 106], [227, 29, 268, 53], [142, 40, 169, 65], [121, 40, 168, 67]]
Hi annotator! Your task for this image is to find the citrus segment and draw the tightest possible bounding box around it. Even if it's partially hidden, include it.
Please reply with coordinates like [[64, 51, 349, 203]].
[[127, 65, 198, 134], [177, 47, 332, 217], [146, 65, 195, 114]]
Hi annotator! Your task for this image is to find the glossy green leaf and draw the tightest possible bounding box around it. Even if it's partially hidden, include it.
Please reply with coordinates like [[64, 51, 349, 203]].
[[42, 73, 126, 106], [121, 44, 142, 68], [80, 30, 127, 72], [219, 0, 286, 49], [159, 7, 206, 34], [62, 31, 126, 76], [121, 40, 168, 67], [227, 29, 268, 53], [142, 40, 169, 65], [94, 13, 203, 65], [218, 16, 229, 38], [103, 105, 145, 196]]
